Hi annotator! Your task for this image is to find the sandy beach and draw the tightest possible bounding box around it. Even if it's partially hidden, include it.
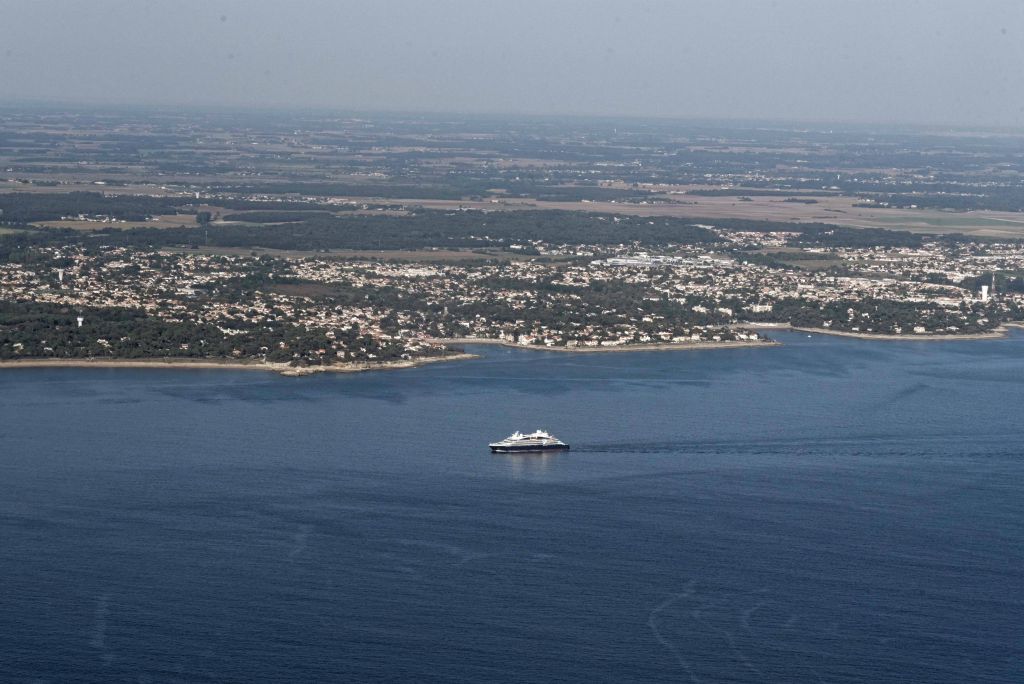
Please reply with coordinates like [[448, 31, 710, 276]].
[[734, 322, 1011, 341], [790, 326, 1008, 341], [427, 337, 780, 353]]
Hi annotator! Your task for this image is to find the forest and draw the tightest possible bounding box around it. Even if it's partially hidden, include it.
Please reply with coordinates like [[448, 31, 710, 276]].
[[0, 301, 426, 365]]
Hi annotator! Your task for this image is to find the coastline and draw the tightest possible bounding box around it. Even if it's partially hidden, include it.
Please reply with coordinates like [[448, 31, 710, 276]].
[[427, 337, 780, 353], [788, 325, 1006, 341], [737, 322, 1010, 341], [794, 327, 1007, 341], [1, 322, 1014, 377], [0, 353, 478, 376]]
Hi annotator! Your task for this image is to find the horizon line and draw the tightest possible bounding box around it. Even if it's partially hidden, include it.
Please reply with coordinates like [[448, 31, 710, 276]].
[[2, 97, 1023, 136]]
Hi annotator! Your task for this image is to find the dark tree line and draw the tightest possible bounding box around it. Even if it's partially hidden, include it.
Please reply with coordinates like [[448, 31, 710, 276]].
[[0, 301, 432, 365], [0, 210, 722, 254], [760, 297, 998, 334]]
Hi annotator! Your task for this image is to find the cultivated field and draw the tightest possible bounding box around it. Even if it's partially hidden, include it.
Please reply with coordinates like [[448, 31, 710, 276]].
[[394, 195, 1024, 237]]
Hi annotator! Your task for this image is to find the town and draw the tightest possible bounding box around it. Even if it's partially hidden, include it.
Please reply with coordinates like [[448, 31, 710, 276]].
[[2, 220, 1022, 367]]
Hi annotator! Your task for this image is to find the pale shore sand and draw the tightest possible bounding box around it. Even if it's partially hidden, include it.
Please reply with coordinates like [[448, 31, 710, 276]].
[[792, 326, 1007, 341], [427, 337, 780, 353], [0, 353, 478, 376], [740, 322, 1010, 341]]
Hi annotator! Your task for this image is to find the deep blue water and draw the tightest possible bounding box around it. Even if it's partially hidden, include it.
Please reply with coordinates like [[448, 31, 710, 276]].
[[1, 331, 1023, 683]]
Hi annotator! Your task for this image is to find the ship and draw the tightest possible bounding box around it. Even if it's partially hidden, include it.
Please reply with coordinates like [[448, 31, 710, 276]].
[[489, 429, 570, 453]]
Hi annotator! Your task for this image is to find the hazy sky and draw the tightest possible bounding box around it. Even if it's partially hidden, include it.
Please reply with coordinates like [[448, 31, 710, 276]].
[[3, 0, 1024, 126]]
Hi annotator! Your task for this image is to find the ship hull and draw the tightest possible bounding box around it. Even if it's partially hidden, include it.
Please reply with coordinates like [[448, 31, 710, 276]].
[[489, 443, 570, 453]]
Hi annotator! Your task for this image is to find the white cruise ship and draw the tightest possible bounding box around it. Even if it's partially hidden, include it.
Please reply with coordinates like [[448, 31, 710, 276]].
[[489, 430, 570, 453]]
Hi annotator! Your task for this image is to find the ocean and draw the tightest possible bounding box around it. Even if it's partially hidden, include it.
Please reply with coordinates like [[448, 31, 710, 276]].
[[1, 331, 1022, 682]]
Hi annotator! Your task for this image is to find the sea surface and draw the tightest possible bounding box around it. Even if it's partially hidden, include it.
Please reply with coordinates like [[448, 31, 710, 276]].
[[1, 331, 1023, 683]]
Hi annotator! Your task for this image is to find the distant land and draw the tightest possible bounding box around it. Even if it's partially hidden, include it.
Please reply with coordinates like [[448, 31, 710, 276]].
[[3, 107, 1024, 371]]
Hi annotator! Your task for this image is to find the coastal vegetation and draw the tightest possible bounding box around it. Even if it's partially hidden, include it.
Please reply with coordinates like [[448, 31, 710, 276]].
[[0, 300, 440, 366]]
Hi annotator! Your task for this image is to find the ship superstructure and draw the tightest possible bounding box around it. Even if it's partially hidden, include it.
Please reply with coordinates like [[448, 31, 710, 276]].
[[489, 430, 570, 453]]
